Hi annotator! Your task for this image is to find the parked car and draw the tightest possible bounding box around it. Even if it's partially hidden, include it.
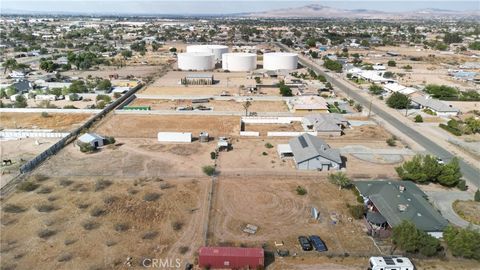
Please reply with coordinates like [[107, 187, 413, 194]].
[[298, 236, 313, 251], [309, 235, 328, 252], [436, 157, 445, 165], [276, 249, 289, 257]]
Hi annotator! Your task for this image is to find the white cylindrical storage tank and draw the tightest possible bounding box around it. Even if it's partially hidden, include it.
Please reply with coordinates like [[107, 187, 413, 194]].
[[222, 53, 257, 72], [177, 52, 215, 71], [263, 52, 298, 71], [187, 45, 229, 61]]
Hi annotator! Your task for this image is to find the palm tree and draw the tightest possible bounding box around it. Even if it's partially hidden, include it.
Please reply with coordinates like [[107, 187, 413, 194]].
[[3, 58, 18, 74], [243, 101, 252, 116], [328, 172, 352, 190]]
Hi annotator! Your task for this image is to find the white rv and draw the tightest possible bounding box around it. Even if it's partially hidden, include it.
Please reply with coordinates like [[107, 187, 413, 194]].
[[368, 256, 414, 270]]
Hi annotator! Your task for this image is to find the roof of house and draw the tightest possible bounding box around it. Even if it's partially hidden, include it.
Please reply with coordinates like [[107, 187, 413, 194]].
[[199, 246, 264, 258], [78, 133, 104, 143], [12, 80, 32, 92], [289, 134, 342, 164], [411, 96, 459, 113], [355, 181, 448, 232], [302, 114, 348, 132]]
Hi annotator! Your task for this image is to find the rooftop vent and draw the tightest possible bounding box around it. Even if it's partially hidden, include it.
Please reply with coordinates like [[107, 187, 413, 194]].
[[398, 204, 408, 212], [399, 185, 405, 192]]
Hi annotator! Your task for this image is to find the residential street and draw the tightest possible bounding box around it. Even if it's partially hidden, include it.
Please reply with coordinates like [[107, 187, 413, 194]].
[[426, 191, 480, 230]]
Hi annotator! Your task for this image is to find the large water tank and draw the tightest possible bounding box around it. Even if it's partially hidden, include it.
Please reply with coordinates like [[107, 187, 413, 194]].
[[263, 52, 298, 71], [222, 53, 257, 72], [187, 45, 229, 61], [177, 52, 215, 71]]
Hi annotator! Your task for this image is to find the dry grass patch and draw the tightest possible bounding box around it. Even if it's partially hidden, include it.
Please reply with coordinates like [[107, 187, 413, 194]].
[[453, 200, 480, 225]]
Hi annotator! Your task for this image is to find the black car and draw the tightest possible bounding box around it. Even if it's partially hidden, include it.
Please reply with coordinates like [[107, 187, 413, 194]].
[[309, 235, 328, 252], [298, 236, 313, 251]]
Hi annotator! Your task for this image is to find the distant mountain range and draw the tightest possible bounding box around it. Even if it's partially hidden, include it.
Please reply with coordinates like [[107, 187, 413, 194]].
[[245, 4, 480, 19]]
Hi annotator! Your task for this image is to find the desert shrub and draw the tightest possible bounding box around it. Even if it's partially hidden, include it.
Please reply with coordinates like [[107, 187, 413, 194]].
[[202, 165, 216, 176], [296, 186, 307, 195], [57, 253, 72, 262], [79, 143, 95, 153], [32, 174, 49, 182], [457, 180, 467, 191], [104, 136, 116, 145], [265, 142, 274, 149], [414, 115, 423, 123], [439, 123, 462, 136], [142, 231, 158, 240], [37, 186, 53, 194], [262, 152, 268, 156], [35, 204, 56, 213], [347, 204, 366, 219], [38, 229, 56, 239], [179, 246, 189, 254], [143, 192, 161, 202], [210, 152, 217, 160], [90, 207, 106, 217], [3, 204, 27, 213], [105, 240, 117, 247], [103, 195, 118, 204], [172, 221, 184, 231], [47, 196, 58, 202], [82, 220, 100, 230], [127, 188, 138, 195], [59, 179, 74, 187], [352, 188, 364, 204], [386, 137, 397, 146], [95, 179, 112, 191], [475, 189, 480, 202], [77, 203, 90, 209], [17, 181, 40, 192], [328, 172, 352, 189], [160, 183, 172, 189], [114, 223, 130, 232], [64, 239, 76, 245]]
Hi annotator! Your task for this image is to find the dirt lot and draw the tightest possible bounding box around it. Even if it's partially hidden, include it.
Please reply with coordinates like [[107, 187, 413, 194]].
[[244, 122, 304, 135], [0, 175, 209, 270], [0, 138, 60, 188], [209, 176, 378, 256], [95, 114, 240, 138], [452, 200, 480, 225], [35, 138, 216, 178], [130, 99, 289, 112], [62, 65, 166, 80], [0, 113, 92, 132]]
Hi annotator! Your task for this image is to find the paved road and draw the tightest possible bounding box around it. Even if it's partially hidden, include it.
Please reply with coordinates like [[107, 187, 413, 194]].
[[426, 191, 480, 230], [276, 43, 480, 187]]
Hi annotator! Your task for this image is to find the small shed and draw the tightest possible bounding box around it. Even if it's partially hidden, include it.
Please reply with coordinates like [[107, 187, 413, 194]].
[[157, 132, 192, 143], [78, 133, 105, 148], [199, 132, 209, 143], [198, 246, 264, 269]]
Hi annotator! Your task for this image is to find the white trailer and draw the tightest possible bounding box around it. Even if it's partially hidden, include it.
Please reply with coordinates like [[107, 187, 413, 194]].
[[368, 256, 414, 270], [157, 132, 192, 143]]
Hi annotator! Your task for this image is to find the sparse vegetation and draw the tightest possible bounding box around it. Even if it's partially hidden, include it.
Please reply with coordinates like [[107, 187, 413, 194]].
[[142, 231, 158, 240], [35, 204, 57, 213], [143, 192, 161, 202], [17, 181, 40, 192], [94, 179, 112, 191], [296, 185, 307, 195], [328, 172, 352, 189], [114, 223, 130, 232], [38, 229, 57, 239], [82, 220, 100, 230], [202, 165, 216, 176], [3, 204, 27, 213]]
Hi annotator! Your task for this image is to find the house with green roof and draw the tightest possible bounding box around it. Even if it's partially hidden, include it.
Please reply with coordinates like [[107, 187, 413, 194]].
[[354, 180, 448, 239]]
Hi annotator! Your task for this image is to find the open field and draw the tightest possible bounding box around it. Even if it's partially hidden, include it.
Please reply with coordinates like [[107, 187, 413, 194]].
[[0, 138, 59, 188], [35, 138, 216, 178], [62, 64, 166, 80], [0, 175, 209, 270], [0, 113, 92, 132], [95, 114, 240, 138], [209, 177, 378, 255], [130, 98, 289, 112]]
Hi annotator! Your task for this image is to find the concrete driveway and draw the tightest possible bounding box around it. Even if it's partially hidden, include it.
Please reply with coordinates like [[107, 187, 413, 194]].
[[426, 190, 480, 230]]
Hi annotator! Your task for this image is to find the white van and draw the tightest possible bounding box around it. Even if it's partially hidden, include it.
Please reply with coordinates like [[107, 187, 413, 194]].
[[368, 256, 415, 270]]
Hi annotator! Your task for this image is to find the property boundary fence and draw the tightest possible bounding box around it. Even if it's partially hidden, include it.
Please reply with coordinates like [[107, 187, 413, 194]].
[[1, 83, 144, 196]]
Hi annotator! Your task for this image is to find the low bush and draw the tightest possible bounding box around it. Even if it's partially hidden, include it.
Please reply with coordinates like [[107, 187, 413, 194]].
[[143, 192, 161, 202], [179, 246, 189, 254], [64, 239, 76, 245], [32, 174, 49, 182], [58, 179, 74, 187], [296, 186, 307, 195], [265, 143, 274, 149], [17, 181, 40, 192], [3, 204, 27, 213], [210, 152, 217, 160], [172, 221, 184, 231], [386, 137, 397, 147], [347, 204, 366, 219], [114, 223, 130, 232], [57, 253, 72, 262], [35, 204, 57, 213], [77, 203, 90, 209], [90, 207, 107, 217], [82, 220, 100, 230], [439, 123, 462, 136], [37, 186, 53, 194], [103, 195, 118, 204], [142, 231, 158, 240], [38, 229, 56, 239], [457, 180, 467, 191], [202, 165, 216, 176], [94, 179, 112, 191], [414, 115, 423, 123]]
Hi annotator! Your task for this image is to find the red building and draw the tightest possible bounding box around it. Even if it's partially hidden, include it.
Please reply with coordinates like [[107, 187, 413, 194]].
[[198, 246, 264, 269]]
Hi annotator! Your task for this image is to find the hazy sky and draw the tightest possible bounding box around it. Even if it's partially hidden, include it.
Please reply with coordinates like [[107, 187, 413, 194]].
[[2, 1, 479, 15]]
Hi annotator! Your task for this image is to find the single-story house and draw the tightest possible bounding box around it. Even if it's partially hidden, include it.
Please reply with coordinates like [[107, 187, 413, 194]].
[[287, 96, 329, 113], [280, 134, 342, 171], [411, 96, 459, 116], [77, 133, 105, 148], [302, 114, 349, 136], [355, 181, 448, 238], [383, 83, 417, 96]]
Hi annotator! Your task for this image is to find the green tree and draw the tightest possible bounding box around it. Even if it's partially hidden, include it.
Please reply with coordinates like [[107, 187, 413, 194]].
[[3, 58, 18, 74], [425, 84, 458, 100], [386, 92, 410, 109], [469, 41, 480, 50], [96, 79, 112, 91], [323, 59, 342, 72], [395, 155, 428, 183], [0, 89, 7, 99], [474, 189, 480, 202], [39, 60, 59, 72], [414, 115, 423, 123], [387, 60, 396, 67], [369, 84, 384, 95], [464, 117, 480, 134], [242, 101, 251, 116], [6, 86, 17, 97], [14, 94, 28, 108], [443, 33, 463, 44], [328, 172, 351, 189], [306, 38, 316, 48], [392, 220, 440, 256], [279, 85, 292, 97], [68, 80, 88, 93], [437, 158, 462, 187], [443, 225, 480, 260]]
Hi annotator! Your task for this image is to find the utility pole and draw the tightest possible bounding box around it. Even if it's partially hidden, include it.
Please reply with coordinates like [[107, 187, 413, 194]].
[[368, 98, 373, 119]]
